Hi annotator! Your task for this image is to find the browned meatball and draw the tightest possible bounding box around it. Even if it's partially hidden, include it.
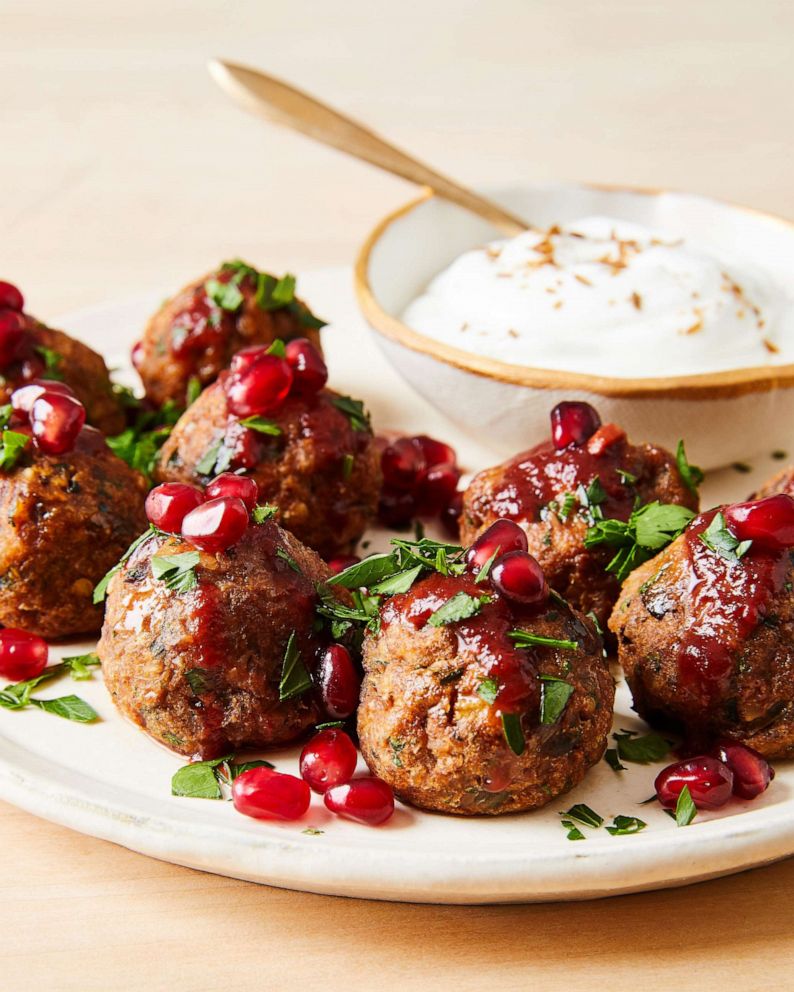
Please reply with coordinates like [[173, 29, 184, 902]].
[[134, 261, 326, 407], [358, 572, 613, 815], [155, 375, 380, 559], [1, 317, 124, 435], [752, 464, 794, 500], [610, 507, 794, 758], [461, 424, 698, 629], [0, 430, 147, 638], [99, 518, 333, 759]]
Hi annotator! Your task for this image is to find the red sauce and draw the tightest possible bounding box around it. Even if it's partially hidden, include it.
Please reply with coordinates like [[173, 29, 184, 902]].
[[169, 268, 237, 370], [676, 509, 790, 703]]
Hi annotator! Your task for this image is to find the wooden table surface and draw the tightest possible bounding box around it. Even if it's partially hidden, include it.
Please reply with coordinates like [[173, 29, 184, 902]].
[[2, 2, 794, 988]]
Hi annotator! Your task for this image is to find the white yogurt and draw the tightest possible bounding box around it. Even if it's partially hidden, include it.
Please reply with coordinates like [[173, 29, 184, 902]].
[[402, 217, 794, 377]]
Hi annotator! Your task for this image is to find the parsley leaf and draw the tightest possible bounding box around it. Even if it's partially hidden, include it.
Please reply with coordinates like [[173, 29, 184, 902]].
[[186, 376, 202, 406], [0, 429, 31, 470], [195, 439, 233, 478], [368, 564, 423, 596], [560, 819, 586, 841], [509, 629, 579, 651], [700, 511, 752, 562], [584, 501, 696, 581], [501, 712, 525, 755], [171, 755, 230, 800], [564, 803, 603, 828], [604, 747, 627, 772], [427, 592, 490, 627], [279, 632, 312, 701], [477, 677, 499, 704], [205, 278, 244, 312], [606, 815, 647, 835], [327, 552, 401, 589], [151, 551, 200, 593], [331, 395, 371, 433], [539, 675, 574, 724], [34, 345, 64, 380], [31, 694, 97, 722], [613, 729, 670, 763], [0, 661, 99, 723], [341, 452, 354, 480], [675, 784, 697, 826], [252, 503, 278, 524], [276, 546, 302, 573], [240, 416, 282, 436], [676, 439, 704, 496], [61, 652, 101, 680], [93, 525, 160, 603]]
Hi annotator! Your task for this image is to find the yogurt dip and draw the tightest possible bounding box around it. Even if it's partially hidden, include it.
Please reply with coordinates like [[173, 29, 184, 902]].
[[402, 217, 793, 377]]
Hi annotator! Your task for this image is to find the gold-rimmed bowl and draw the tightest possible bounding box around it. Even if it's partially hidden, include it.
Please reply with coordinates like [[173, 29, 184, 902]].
[[354, 183, 794, 468]]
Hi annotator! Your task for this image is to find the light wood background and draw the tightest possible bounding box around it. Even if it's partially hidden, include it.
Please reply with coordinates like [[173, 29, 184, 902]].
[[2, 1, 794, 989]]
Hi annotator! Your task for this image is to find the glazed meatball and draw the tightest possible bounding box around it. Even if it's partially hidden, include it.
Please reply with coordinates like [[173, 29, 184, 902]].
[[99, 518, 333, 759], [1, 316, 124, 435], [358, 572, 613, 815], [155, 375, 380, 559], [134, 261, 325, 407], [461, 406, 698, 628], [610, 500, 794, 758], [751, 464, 794, 500], [0, 430, 147, 638]]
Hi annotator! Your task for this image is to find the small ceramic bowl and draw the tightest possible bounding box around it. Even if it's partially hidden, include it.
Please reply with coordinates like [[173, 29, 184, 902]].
[[354, 183, 794, 469]]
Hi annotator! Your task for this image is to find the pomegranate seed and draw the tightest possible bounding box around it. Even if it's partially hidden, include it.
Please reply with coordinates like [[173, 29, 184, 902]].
[[466, 519, 528, 573], [205, 472, 259, 511], [0, 311, 27, 368], [326, 555, 360, 575], [413, 434, 457, 469], [300, 728, 358, 793], [491, 551, 548, 606], [145, 483, 205, 533], [230, 345, 267, 375], [724, 495, 794, 551], [30, 393, 86, 454], [381, 438, 426, 492], [324, 776, 395, 826], [0, 628, 48, 681], [713, 742, 774, 800], [225, 353, 293, 417], [318, 644, 361, 719], [378, 490, 416, 528], [416, 462, 461, 515], [550, 401, 602, 448], [181, 495, 249, 552], [11, 379, 76, 418], [586, 423, 626, 456], [131, 341, 145, 371], [655, 756, 734, 810], [285, 337, 328, 394], [440, 491, 463, 537], [224, 421, 264, 470], [232, 767, 311, 821], [0, 281, 24, 312]]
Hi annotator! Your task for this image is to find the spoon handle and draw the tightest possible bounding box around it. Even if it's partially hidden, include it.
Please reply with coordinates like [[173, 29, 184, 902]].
[[209, 60, 529, 237]]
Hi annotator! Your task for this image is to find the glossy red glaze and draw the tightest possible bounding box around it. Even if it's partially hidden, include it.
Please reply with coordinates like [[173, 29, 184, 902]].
[[324, 776, 395, 825], [181, 495, 249, 552], [655, 756, 734, 810], [713, 742, 774, 800], [0, 311, 27, 368], [318, 644, 361, 719], [0, 281, 24, 312], [490, 551, 548, 607], [466, 519, 528, 573], [145, 483, 205, 533], [724, 495, 794, 551], [550, 401, 601, 449], [30, 393, 86, 454], [225, 353, 293, 417], [0, 628, 48, 681], [205, 472, 259, 511], [586, 422, 626, 456], [232, 767, 311, 821], [299, 728, 358, 793], [285, 337, 328, 394], [11, 379, 75, 418]]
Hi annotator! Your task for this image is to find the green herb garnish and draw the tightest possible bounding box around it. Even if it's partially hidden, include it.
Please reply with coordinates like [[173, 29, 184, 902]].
[[676, 440, 704, 495], [34, 345, 64, 380], [699, 511, 752, 562], [613, 729, 670, 764], [93, 525, 160, 603], [331, 395, 371, 433], [195, 439, 233, 478], [276, 546, 302, 573], [388, 737, 406, 767], [151, 550, 200, 593], [0, 429, 30, 471], [240, 416, 282, 436], [501, 712, 525, 755], [341, 453, 354, 480], [509, 630, 578, 652], [604, 747, 627, 772], [278, 631, 312, 701], [477, 677, 499, 705], [252, 503, 278, 524], [61, 652, 101, 680], [0, 660, 100, 723], [606, 815, 647, 836], [560, 818, 586, 841], [427, 592, 490, 627], [205, 278, 244, 312], [539, 675, 574, 724], [564, 803, 603, 828], [584, 501, 696, 581], [186, 376, 202, 406], [675, 785, 697, 826]]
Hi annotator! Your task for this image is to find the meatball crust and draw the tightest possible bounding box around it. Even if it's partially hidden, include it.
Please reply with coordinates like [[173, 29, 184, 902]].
[[751, 465, 794, 500], [610, 508, 794, 758], [358, 573, 613, 815], [461, 427, 698, 628], [155, 375, 380, 558], [0, 431, 147, 638], [99, 520, 332, 759], [2, 319, 124, 435], [135, 263, 324, 407]]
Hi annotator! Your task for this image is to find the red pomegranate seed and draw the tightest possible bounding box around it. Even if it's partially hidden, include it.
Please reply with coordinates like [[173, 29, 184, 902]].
[[586, 423, 626, 456], [491, 550, 548, 606], [232, 767, 311, 821], [205, 472, 259, 511], [0, 628, 48, 681], [131, 341, 145, 371], [655, 756, 734, 810], [30, 393, 86, 454], [318, 644, 361, 719], [413, 434, 457, 469], [11, 379, 76, 418], [299, 728, 358, 793], [416, 463, 461, 515], [0, 281, 24, 312], [324, 776, 395, 825], [466, 519, 528, 573], [230, 345, 266, 375], [225, 354, 293, 417], [181, 495, 249, 552], [713, 742, 774, 800], [326, 555, 360, 575], [378, 490, 416, 528], [0, 311, 27, 368], [285, 337, 328, 394], [440, 491, 463, 537], [550, 401, 602, 449], [381, 438, 426, 492], [145, 483, 205, 532], [724, 495, 794, 551], [224, 420, 264, 471]]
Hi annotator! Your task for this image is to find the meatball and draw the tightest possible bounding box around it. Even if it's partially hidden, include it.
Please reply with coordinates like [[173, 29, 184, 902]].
[[99, 518, 333, 759], [751, 464, 794, 500], [135, 261, 325, 407], [1, 317, 124, 435], [358, 572, 613, 815], [155, 375, 380, 559], [0, 430, 147, 638], [461, 420, 698, 628], [610, 506, 794, 758]]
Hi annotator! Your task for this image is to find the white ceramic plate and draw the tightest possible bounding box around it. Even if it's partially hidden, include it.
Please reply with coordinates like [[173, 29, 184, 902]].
[[0, 267, 792, 904]]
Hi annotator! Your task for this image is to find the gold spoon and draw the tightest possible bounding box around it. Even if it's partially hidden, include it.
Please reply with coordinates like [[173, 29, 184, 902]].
[[208, 59, 529, 237]]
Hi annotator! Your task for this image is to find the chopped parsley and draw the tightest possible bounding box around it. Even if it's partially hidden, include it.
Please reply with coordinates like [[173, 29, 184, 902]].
[[675, 784, 697, 826], [186, 376, 202, 406], [61, 652, 101, 680], [0, 429, 30, 470], [604, 747, 627, 772], [539, 675, 574, 724], [240, 415, 282, 437], [151, 550, 200, 593], [613, 729, 670, 764], [252, 503, 278, 524], [560, 818, 586, 841], [195, 439, 233, 478], [341, 452, 354, 480], [331, 395, 371, 433], [699, 511, 752, 562], [388, 737, 406, 767], [427, 592, 491, 628], [276, 546, 302, 573], [474, 547, 500, 584], [205, 278, 244, 312], [368, 564, 424, 596], [216, 261, 326, 328], [34, 345, 64, 380], [93, 525, 160, 603], [278, 631, 312, 701], [606, 814, 647, 836], [0, 658, 100, 723], [676, 440, 704, 495], [476, 677, 499, 705], [501, 712, 525, 755], [564, 803, 603, 828], [616, 469, 638, 486], [106, 395, 184, 484], [509, 630, 578, 652], [584, 501, 696, 581], [558, 492, 577, 520]]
